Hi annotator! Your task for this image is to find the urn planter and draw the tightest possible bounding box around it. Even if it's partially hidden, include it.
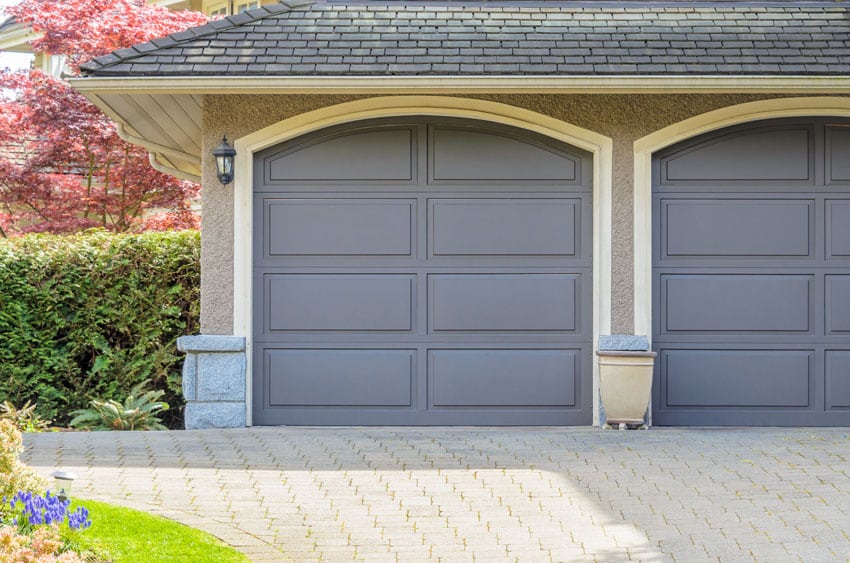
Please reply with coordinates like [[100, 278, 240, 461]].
[[596, 339, 656, 429]]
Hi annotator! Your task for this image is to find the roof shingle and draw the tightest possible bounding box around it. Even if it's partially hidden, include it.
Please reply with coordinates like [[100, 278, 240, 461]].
[[79, 1, 850, 77]]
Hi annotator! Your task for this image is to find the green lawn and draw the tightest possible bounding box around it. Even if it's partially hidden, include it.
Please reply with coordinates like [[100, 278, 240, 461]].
[[63, 499, 250, 563]]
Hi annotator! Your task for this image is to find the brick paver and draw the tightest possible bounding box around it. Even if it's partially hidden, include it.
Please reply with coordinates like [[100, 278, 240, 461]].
[[22, 428, 850, 562]]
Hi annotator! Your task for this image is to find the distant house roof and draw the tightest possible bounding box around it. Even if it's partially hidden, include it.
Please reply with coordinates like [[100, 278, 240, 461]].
[[79, 0, 850, 77]]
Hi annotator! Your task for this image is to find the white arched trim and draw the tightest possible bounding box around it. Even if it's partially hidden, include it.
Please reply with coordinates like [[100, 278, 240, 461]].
[[633, 96, 850, 340], [231, 95, 614, 425]]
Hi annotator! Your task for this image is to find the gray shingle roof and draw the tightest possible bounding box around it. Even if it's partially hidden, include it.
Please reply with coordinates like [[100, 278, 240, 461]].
[[79, 1, 850, 77]]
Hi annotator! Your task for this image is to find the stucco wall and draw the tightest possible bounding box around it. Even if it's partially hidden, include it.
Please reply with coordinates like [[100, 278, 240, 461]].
[[200, 92, 783, 335]]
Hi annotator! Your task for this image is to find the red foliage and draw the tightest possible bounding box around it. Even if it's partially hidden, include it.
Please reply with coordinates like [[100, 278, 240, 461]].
[[8, 0, 209, 73], [0, 0, 207, 236]]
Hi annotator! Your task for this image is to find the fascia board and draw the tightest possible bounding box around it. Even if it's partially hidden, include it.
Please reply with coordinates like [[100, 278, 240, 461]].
[[70, 75, 850, 95]]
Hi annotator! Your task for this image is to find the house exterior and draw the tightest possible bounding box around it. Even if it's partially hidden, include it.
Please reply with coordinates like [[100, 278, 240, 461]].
[[68, 0, 850, 428]]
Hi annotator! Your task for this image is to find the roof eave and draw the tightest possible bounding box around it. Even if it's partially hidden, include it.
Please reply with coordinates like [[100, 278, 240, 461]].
[[71, 74, 850, 95], [0, 21, 37, 53], [69, 74, 850, 182]]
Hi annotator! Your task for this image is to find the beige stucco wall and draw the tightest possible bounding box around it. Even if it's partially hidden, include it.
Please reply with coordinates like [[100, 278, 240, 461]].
[[200, 92, 786, 335]]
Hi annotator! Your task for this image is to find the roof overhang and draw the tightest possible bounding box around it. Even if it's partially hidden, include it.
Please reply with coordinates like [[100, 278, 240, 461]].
[[0, 20, 35, 53], [70, 74, 850, 181]]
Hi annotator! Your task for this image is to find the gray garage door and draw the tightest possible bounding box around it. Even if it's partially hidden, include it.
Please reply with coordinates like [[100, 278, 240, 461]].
[[653, 117, 850, 426], [253, 118, 593, 425]]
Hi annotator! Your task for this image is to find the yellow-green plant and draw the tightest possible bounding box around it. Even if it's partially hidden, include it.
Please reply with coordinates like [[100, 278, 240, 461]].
[[69, 380, 169, 431], [0, 400, 51, 433], [0, 419, 47, 509]]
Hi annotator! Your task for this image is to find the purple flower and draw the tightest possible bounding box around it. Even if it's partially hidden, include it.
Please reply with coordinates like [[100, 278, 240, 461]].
[[4, 490, 92, 531], [67, 506, 91, 530]]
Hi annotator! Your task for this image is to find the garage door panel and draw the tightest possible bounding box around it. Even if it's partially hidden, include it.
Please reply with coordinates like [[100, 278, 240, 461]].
[[264, 128, 415, 182], [662, 349, 812, 408], [266, 274, 414, 332], [654, 118, 850, 426], [660, 126, 811, 183], [254, 119, 593, 425], [267, 349, 414, 407], [826, 351, 850, 408], [430, 126, 581, 182], [662, 199, 811, 257], [265, 199, 414, 256], [661, 275, 811, 333], [429, 349, 577, 407], [826, 200, 850, 257], [430, 274, 578, 332], [430, 199, 578, 256], [826, 276, 850, 333], [827, 126, 850, 183]]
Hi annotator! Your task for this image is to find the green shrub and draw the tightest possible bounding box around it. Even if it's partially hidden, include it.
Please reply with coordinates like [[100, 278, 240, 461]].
[[0, 230, 199, 428]]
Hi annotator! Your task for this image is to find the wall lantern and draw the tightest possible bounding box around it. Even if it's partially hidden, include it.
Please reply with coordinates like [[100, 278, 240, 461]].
[[50, 470, 78, 502], [212, 135, 237, 185]]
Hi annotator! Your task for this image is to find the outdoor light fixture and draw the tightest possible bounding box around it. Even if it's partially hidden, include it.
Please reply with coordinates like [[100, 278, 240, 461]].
[[50, 470, 78, 502], [212, 135, 237, 185]]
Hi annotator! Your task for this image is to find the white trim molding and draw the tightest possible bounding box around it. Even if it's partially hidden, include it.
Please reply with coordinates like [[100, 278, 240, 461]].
[[72, 75, 850, 95], [633, 96, 850, 341], [231, 95, 614, 426]]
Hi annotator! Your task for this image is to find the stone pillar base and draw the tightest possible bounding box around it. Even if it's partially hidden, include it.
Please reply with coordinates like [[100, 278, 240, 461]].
[[177, 335, 247, 429]]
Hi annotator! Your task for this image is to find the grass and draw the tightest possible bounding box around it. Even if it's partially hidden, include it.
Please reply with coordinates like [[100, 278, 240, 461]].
[[62, 499, 250, 563]]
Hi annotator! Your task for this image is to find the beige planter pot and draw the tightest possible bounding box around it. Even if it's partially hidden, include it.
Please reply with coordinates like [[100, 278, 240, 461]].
[[596, 350, 657, 428]]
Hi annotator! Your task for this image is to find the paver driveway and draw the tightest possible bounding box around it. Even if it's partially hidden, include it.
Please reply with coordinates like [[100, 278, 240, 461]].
[[22, 427, 850, 562]]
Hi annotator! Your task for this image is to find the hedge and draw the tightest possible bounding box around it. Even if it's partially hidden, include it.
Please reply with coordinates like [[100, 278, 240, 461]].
[[0, 230, 200, 428]]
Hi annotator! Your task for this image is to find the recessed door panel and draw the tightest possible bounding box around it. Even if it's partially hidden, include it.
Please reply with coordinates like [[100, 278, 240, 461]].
[[267, 349, 414, 406], [662, 199, 811, 257], [661, 275, 811, 333], [430, 274, 578, 332], [662, 350, 811, 408], [266, 274, 414, 332], [265, 199, 414, 256], [429, 349, 577, 407], [430, 199, 577, 256]]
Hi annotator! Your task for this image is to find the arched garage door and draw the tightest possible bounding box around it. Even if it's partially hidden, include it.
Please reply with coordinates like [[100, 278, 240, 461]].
[[252, 118, 593, 425], [653, 117, 850, 426]]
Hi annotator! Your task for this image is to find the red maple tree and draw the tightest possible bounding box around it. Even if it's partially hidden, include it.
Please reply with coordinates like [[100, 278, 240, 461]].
[[0, 0, 208, 236]]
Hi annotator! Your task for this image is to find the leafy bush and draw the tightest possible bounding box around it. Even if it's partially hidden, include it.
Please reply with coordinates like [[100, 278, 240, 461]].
[[0, 230, 199, 428], [69, 380, 168, 431]]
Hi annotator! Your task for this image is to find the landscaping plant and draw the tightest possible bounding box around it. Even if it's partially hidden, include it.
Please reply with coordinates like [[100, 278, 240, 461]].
[[0, 420, 92, 561], [0, 420, 47, 504], [69, 379, 169, 431], [0, 230, 199, 428], [0, 401, 50, 433], [5, 491, 91, 533], [0, 525, 86, 562]]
